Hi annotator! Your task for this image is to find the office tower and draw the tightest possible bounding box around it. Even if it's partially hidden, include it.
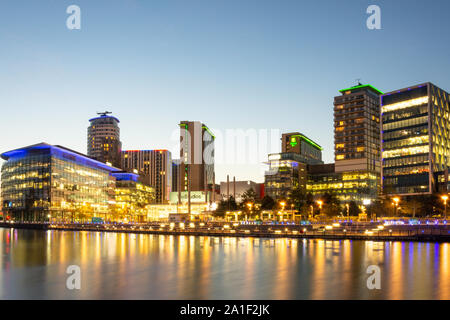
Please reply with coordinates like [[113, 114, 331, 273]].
[[87, 112, 122, 168], [334, 83, 382, 173], [179, 121, 215, 192], [121, 150, 172, 203], [306, 83, 382, 204], [265, 133, 323, 200], [381, 82, 450, 195], [1, 143, 118, 222]]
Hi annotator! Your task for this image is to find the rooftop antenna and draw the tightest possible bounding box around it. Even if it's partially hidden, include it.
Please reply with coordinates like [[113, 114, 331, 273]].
[[97, 111, 112, 117], [356, 78, 362, 86]]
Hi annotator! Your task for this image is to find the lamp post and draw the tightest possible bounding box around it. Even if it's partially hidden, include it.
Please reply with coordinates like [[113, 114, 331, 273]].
[[316, 200, 323, 214], [363, 199, 372, 220], [346, 203, 350, 221], [279, 201, 286, 222], [393, 197, 400, 217], [246, 202, 253, 221], [441, 195, 448, 220]]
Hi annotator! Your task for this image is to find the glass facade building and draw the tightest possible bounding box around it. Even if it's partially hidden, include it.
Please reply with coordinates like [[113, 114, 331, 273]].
[[112, 172, 155, 223], [381, 83, 450, 195], [307, 168, 378, 203], [1, 143, 118, 222]]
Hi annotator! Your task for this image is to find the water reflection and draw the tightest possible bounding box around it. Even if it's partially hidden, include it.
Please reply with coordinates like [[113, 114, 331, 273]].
[[0, 228, 449, 299]]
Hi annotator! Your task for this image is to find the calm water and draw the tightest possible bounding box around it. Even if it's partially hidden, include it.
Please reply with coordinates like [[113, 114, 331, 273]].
[[0, 228, 449, 299]]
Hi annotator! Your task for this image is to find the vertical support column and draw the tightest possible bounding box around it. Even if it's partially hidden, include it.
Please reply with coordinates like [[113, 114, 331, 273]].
[[212, 172, 215, 203], [227, 175, 230, 211], [233, 176, 236, 201], [188, 165, 191, 215]]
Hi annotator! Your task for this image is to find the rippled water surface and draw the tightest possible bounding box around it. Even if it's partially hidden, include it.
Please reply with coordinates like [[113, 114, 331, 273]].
[[0, 228, 449, 299]]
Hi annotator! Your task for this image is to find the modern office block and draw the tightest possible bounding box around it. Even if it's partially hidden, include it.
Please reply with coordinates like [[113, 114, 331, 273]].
[[381, 82, 450, 195], [1, 143, 118, 222]]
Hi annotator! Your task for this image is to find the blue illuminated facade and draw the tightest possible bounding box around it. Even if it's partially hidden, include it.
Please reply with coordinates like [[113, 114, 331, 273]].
[[1, 143, 119, 222]]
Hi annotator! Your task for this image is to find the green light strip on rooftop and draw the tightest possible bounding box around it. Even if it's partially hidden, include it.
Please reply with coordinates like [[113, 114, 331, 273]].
[[202, 126, 216, 139], [291, 134, 323, 151], [339, 84, 384, 95]]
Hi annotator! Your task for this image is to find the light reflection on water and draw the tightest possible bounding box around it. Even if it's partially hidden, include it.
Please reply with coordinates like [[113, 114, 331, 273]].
[[0, 228, 449, 300]]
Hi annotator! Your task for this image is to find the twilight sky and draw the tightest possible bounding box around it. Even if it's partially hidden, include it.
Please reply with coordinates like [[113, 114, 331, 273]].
[[1, 0, 449, 183]]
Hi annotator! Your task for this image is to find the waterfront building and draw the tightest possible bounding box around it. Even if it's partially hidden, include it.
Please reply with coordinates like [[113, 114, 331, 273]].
[[264, 133, 323, 200], [381, 82, 450, 196], [87, 112, 122, 168], [1, 143, 118, 222], [306, 84, 383, 204], [111, 172, 155, 223], [121, 149, 172, 203], [306, 163, 378, 203], [334, 83, 382, 173], [179, 121, 215, 192]]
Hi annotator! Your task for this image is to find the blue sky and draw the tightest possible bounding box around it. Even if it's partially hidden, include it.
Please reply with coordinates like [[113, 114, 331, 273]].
[[1, 0, 449, 183]]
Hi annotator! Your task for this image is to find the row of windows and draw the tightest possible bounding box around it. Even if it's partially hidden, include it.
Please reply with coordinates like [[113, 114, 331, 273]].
[[383, 135, 429, 150], [382, 154, 429, 168], [383, 115, 428, 131], [383, 125, 428, 141], [383, 165, 429, 177], [382, 105, 428, 123], [383, 145, 429, 159]]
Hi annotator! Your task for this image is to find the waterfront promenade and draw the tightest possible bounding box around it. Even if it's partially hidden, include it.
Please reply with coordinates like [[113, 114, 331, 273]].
[[1, 220, 449, 242]]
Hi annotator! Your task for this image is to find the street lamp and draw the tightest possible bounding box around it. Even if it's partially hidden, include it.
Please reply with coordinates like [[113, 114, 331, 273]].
[[393, 197, 400, 217], [316, 200, 323, 210], [279, 201, 286, 221], [346, 203, 350, 220], [246, 202, 253, 221], [441, 195, 448, 220], [316, 200, 323, 218], [363, 199, 372, 219]]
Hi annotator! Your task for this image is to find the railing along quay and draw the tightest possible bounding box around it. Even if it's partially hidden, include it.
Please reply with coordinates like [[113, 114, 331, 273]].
[[1, 222, 449, 242]]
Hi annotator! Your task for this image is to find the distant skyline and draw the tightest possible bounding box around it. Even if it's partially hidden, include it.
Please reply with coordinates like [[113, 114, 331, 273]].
[[1, 0, 450, 183]]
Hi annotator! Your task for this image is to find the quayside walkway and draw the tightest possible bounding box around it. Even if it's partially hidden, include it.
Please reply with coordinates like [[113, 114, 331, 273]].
[[1, 221, 449, 243]]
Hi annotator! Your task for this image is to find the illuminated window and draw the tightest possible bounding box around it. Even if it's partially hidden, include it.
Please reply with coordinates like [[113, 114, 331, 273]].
[[336, 155, 345, 160]]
